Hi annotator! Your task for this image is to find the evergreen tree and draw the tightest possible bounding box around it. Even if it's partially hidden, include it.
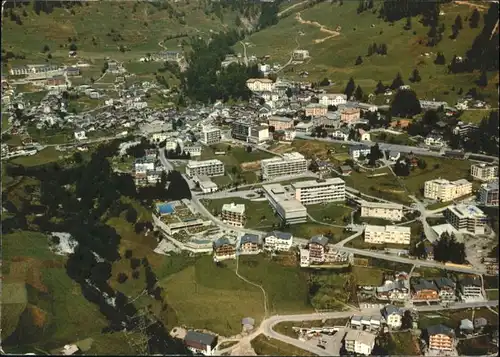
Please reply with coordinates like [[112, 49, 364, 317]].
[[454, 14, 463, 30], [379, 43, 388, 55], [469, 8, 480, 28], [391, 89, 422, 117], [390, 72, 405, 90], [409, 68, 421, 83], [344, 77, 356, 99], [354, 85, 364, 101], [374, 80, 386, 94], [355, 56, 363, 65], [434, 52, 446, 65]]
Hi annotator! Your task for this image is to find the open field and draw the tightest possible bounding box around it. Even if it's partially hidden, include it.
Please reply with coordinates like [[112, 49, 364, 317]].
[[384, 331, 421, 356], [237, 255, 312, 314], [457, 334, 499, 356], [10, 147, 67, 167], [251, 334, 314, 356], [418, 307, 499, 330], [201, 197, 280, 229], [343, 167, 410, 204], [160, 256, 265, 337], [241, 1, 498, 106], [307, 203, 352, 225], [351, 265, 384, 286], [2, 1, 238, 65], [284, 222, 347, 241], [291, 139, 349, 161]]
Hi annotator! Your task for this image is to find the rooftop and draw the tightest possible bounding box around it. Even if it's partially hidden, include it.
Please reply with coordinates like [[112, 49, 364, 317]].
[[292, 177, 345, 189], [447, 204, 486, 219], [264, 231, 293, 240], [360, 200, 403, 210], [222, 203, 245, 215], [187, 159, 223, 168], [184, 330, 217, 347], [344, 330, 376, 346]]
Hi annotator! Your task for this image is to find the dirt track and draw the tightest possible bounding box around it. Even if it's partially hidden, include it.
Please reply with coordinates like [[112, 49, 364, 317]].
[[295, 12, 340, 43]]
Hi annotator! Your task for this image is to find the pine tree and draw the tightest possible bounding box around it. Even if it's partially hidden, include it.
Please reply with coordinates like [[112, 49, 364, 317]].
[[409, 68, 421, 83], [367, 44, 374, 56], [390, 72, 404, 90], [355, 56, 363, 65], [374, 80, 386, 95], [379, 43, 388, 55], [469, 9, 480, 28], [454, 15, 463, 30], [354, 85, 364, 101], [434, 52, 446, 65], [344, 77, 356, 99]]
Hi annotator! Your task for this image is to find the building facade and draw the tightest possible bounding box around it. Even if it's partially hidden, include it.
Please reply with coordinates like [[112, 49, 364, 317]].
[[213, 237, 236, 261], [260, 152, 308, 179], [308, 235, 329, 264], [221, 203, 245, 228], [364, 225, 411, 245], [268, 116, 294, 131], [201, 127, 222, 145], [239, 233, 262, 254], [424, 178, 472, 202], [444, 204, 487, 235], [186, 159, 224, 178], [470, 163, 498, 181], [427, 325, 454, 352], [263, 231, 293, 251], [360, 201, 404, 221], [292, 178, 346, 205], [319, 93, 347, 107], [344, 330, 376, 356], [341, 108, 361, 124], [304, 103, 328, 117], [246, 78, 273, 92], [479, 180, 499, 206]]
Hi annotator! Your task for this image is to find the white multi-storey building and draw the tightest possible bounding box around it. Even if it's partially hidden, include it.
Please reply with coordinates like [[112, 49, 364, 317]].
[[201, 127, 222, 145], [444, 204, 487, 235], [479, 180, 499, 206], [260, 152, 308, 180], [360, 201, 404, 221], [318, 93, 347, 107], [263, 231, 294, 251], [221, 203, 245, 228], [263, 183, 307, 225], [344, 330, 376, 356], [183, 144, 202, 157], [364, 225, 411, 245], [292, 178, 345, 205], [470, 163, 498, 182], [424, 178, 472, 202], [186, 159, 224, 178], [248, 126, 269, 144], [246, 78, 273, 92]]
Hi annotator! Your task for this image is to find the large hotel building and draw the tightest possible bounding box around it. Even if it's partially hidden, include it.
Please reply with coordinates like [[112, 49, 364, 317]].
[[260, 152, 308, 180], [292, 178, 346, 205], [186, 159, 224, 178], [424, 178, 472, 202]]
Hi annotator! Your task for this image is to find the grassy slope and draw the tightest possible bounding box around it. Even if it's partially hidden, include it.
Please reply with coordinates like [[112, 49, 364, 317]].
[[2, 1, 239, 65], [242, 1, 498, 105]]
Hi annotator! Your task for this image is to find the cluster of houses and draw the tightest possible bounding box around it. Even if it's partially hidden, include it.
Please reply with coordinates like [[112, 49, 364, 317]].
[[132, 149, 164, 186], [299, 235, 352, 267], [359, 272, 484, 303], [212, 231, 294, 262]]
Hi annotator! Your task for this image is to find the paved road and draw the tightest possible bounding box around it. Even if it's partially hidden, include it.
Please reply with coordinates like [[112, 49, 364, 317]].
[[295, 133, 499, 163], [334, 245, 486, 274]]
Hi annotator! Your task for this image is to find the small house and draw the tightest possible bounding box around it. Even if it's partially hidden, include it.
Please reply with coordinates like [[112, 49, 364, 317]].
[[184, 330, 218, 356]]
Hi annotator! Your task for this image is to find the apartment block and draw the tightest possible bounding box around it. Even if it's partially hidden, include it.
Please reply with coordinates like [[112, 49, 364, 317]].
[[268, 116, 294, 131], [304, 103, 328, 117], [344, 330, 376, 356], [186, 159, 224, 178], [292, 178, 346, 205], [263, 231, 293, 251], [444, 204, 487, 235], [427, 324, 455, 352], [470, 163, 498, 182], [360, 201, 404, 221], [248, 126, 269, 144], [364, 225, 411, 245], [308, 235, 329, 264], [231, 121, 252, 141], [424, 178, 472, 201], [260, 152, 308, 180], [479, 180, 499, 206], [221, 203, 245, 228], [459, 276, 483, 300], [201, 127, 222, 145], [263, 183, 307, 225]]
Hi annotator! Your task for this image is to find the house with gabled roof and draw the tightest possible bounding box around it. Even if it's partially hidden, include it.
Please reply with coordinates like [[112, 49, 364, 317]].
[[263, 231, 293, 252], [213, 237, 236, 261], [239, 234, 262, 254]]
